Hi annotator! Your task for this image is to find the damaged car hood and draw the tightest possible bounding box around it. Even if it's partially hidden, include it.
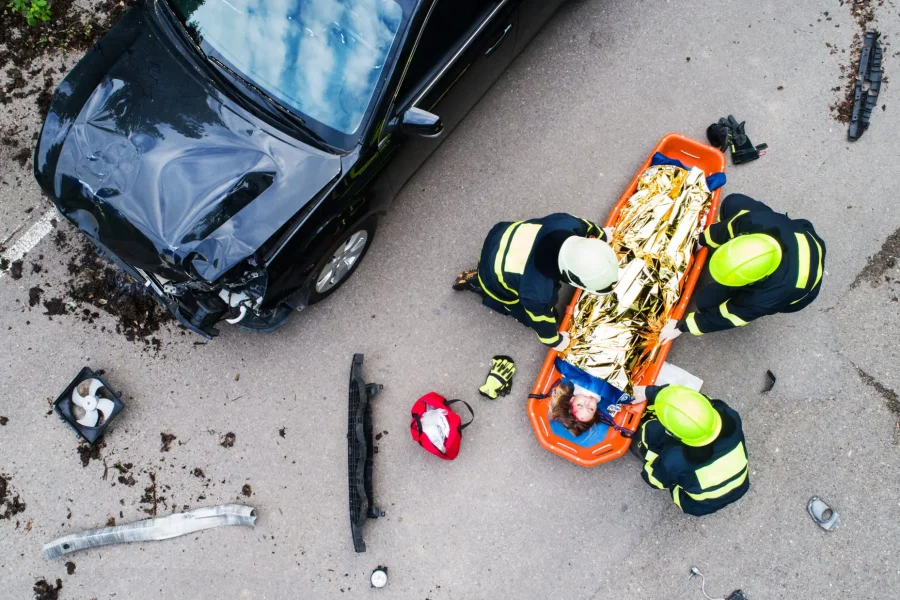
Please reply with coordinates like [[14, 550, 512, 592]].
[[36, 3, 342, 281]]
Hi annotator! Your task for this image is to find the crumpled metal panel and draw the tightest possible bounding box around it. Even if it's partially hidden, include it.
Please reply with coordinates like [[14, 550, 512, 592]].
[[43, 504, 257, 559], [37, 2, 341, 282]]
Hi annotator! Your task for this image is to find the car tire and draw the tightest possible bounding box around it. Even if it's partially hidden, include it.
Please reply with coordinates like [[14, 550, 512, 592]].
[[307, 216, 378, 305]]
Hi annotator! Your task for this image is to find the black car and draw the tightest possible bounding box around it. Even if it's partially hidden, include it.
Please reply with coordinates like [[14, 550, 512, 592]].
[[35, 0, 566, 337]]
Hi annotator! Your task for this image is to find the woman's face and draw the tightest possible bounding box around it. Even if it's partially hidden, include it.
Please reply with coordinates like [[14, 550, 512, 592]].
[[571, 394, 598, 423]]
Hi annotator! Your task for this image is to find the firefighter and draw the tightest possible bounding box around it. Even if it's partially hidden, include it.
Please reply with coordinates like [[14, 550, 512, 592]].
[[631, 384, 749, 516], [659, 194, 825, 343], [454, 213, 618, 351]]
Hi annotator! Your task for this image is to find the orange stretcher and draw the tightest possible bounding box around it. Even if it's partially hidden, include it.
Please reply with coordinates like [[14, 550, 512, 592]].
[[527, 133, 727, 467]]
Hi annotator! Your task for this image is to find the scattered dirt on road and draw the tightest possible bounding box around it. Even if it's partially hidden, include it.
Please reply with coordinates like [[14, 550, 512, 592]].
[[0, 416, 8, 426], [278, 427, 286, 438], [42, 297, 66, 316], [28, 286, 43, 307], [106, 516, 117, 526], [220, 432, 236, 448], [0, 474, 27, 520], [66, 239, 173, 347], [192, 467, 206, 479], [114, 461, 136, 486], [241, 484, 252, 497], [9, 260, 23, 280], [160, 432, 177, 452], [830, 0, 881, 123], [0, 0, 135, 72], [32, 578, 63, 600], [77, 440, 105, 468], [65, 562, 76, 576], [140, 472, 164, 516], [850, 226, 900, 289]]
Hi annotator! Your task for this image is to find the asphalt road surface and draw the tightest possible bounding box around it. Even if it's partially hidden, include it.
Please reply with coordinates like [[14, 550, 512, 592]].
[[2, 1, 899, 599]]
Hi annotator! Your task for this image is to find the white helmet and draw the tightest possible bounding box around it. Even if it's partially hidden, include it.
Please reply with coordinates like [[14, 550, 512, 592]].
[[558, 236, 619, 293]]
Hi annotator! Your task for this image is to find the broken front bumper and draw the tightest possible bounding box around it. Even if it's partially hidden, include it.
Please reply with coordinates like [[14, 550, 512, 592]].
[[348, 354, 384, 553], [85, 236, 225, 338]]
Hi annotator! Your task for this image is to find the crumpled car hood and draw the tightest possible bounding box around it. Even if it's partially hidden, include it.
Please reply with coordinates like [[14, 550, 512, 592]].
[[38, 4, 341, 282]]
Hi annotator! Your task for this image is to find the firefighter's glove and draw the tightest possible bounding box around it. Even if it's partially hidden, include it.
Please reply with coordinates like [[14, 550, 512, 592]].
[[479, 355, 516, 400]]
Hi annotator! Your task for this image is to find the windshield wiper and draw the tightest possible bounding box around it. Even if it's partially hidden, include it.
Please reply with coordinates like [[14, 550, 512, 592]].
[[158, 1, 332, 151], [206, 57, 335, 152]]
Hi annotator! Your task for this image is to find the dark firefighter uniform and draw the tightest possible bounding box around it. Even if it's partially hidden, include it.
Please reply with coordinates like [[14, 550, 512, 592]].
[[477, 213, 608, 346], [677, 194, 826, 336], [636, 385, 750, 516]]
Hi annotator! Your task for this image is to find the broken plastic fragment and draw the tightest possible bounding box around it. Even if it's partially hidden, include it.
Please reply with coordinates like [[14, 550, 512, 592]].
[[42, 504, 256, 559]]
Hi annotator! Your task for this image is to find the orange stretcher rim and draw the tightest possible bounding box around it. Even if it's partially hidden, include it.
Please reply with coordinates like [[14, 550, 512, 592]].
[[527, 133, 727, 467]]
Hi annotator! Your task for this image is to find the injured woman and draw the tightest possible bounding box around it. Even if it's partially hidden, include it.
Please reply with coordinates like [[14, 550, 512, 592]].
[[541, 357, 637, 445], [550, 382, 603, 436]]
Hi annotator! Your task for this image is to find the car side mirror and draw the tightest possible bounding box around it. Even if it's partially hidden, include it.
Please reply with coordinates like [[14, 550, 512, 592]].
[[399, 107, 443, 138]]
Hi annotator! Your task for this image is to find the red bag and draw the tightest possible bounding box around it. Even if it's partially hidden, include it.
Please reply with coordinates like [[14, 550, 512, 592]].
[[409, 392, 474, 460]]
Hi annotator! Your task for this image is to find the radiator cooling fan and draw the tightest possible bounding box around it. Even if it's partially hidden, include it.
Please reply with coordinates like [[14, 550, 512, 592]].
[[54, 367, 125, 444]]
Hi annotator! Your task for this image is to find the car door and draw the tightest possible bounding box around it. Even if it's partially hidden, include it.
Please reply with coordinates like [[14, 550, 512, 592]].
[[514, 0, 566, 55], [384, 0, 519, 191]]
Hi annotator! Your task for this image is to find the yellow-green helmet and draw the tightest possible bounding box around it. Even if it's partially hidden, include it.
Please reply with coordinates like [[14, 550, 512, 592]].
[[655, 386, 721, 447], [710, 233, 782, 287]]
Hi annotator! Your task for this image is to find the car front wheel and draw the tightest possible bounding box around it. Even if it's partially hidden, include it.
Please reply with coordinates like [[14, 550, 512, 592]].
[[307, 216, 377, 305]]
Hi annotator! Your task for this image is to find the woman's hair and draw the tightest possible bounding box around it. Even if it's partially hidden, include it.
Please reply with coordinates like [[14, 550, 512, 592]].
[[550, 382, 598, 436]]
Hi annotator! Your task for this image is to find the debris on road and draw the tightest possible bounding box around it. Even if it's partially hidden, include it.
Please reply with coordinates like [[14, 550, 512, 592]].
[[689, 567, 745, 600], [140, 472, 162, 516], [220, 432, 236, 448], [32, 578, 63, 600], [349, 354, 385, 553], [160, 432, 177, 452], [42, 504, 257, 559], [53, 368, 124, 445], [848, 31, 883, 141], [241, 484, 252, 497], [808, 496, 840, 531], [64, 561, 75, 575], [0, 415, 7, 425], [370, 566, 388, 589], [0, 473, 27, 520], [762, 370, 777, 393], [76, 440, 105, 468]]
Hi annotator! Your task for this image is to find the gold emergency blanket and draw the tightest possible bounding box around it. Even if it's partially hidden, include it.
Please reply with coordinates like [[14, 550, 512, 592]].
[[563, 164, 713, 392]]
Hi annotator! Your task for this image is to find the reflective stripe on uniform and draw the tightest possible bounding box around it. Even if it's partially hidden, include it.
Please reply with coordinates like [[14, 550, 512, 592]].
[[493, 222, 522, 296], [685, 313, 703, 336], [695, 443, 748, 489], [643, 449, 666, 489], [726, 210, 749, 238], [719, 301, 748, 327], [685, 468, 748, 502], [795, 232, 811, 289], [478, 273, 518, 305], [525, 307, 555, 323], [673, 486, 683, 508], [538, 332, 561, 345], [579, 218, 599, 237], [504, 223, 542, 275], [812, 237, 824, 288], [703, 227, 720, 248]]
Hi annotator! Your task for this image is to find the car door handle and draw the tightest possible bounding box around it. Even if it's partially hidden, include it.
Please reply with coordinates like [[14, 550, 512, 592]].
[[485, 23, 513, 56]]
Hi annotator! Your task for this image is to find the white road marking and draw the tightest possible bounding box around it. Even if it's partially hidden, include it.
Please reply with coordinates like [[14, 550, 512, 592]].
[[0, 209, 56, 280]]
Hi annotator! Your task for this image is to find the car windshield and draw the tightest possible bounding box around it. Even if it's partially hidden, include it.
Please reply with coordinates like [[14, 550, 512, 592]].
[[168, 0, 408, 141]]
